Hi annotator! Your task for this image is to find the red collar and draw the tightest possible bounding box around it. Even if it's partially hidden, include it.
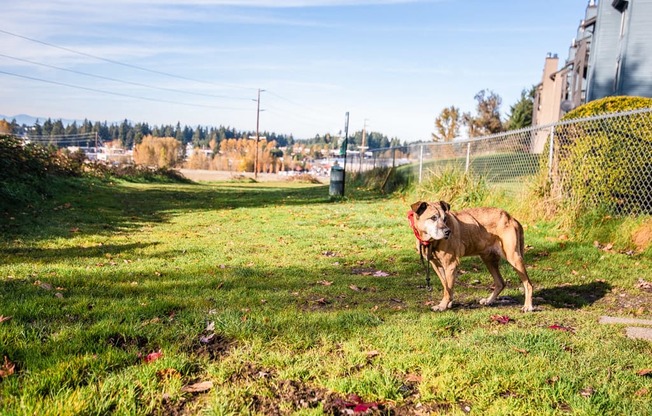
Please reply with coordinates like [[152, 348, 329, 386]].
[[407, 210, 431, 246]]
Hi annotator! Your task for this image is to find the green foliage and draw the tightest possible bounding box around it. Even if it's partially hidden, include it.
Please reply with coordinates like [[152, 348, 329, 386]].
[[554, 96, 652, 215], [0, 135, 190, 213], [416, 166, 490, 209], [505, 87, 535, 130], [0, 135, 87, 211]]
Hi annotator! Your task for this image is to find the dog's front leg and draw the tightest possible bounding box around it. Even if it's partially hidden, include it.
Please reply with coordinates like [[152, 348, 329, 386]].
[[431, 263, 455, 312]]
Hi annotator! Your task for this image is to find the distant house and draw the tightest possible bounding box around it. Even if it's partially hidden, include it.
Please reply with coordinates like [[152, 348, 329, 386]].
[[533, 0, 652, 139]]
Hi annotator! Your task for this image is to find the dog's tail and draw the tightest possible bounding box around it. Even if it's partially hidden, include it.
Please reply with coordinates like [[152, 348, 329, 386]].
[[515, 219, 526, 257]]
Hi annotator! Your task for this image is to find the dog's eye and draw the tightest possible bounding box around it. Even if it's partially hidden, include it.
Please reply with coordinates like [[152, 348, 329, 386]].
[[430, 215, 439, 221]]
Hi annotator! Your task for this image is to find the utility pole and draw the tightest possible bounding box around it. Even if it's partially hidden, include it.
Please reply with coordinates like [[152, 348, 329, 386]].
[[342, 112, 350, 196], [360, 118, 368, 172], [254, 88, 265, 179]]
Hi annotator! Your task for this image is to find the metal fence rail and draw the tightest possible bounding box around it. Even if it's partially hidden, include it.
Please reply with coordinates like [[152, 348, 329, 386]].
[[343, 107, 652, 215]]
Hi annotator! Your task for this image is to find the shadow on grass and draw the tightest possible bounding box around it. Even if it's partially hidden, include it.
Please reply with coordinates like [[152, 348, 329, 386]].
[[0, 242, 159, 265], [534, 281, 612, 309], [0, 180, 366, 242]]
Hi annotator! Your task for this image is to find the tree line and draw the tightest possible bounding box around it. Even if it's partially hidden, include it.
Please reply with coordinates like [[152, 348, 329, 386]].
[[432, 87, 535, 142]]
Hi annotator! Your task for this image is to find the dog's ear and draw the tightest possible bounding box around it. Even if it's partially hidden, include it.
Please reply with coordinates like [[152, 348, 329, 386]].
[[439, 200, 450, 212], [411, 201, 428, 216]]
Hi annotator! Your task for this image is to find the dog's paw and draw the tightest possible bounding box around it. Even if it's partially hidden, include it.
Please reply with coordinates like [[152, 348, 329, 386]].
[[479, 297, 495, 306], [431, 301, 453, 312], [521, 305, 535, 313]]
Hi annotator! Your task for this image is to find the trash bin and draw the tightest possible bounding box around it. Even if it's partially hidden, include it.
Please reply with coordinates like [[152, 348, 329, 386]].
[[329, 165, 344, 197]]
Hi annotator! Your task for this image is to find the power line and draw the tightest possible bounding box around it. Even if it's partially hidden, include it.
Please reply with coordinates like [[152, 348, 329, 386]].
[[0, 28, 256, 92], [0, 69, 251, 111], [0, 53, 252, 101]]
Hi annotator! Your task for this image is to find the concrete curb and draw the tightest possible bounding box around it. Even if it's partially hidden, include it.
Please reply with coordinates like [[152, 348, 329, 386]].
[[600, 316, 652, 341]]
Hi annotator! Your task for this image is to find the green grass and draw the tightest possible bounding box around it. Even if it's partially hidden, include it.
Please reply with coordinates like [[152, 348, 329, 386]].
[[1, 178, 652, 415]]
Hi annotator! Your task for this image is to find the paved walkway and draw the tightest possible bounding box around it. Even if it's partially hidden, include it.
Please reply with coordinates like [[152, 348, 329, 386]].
[[600, 316, 652, 341]]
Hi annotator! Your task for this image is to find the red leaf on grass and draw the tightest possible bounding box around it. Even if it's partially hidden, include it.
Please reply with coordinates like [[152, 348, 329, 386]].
[[490, 315, 512, 324], [637, 369, 652, 377], [144, 350, 163, 363], [338, 394, 379, 413]]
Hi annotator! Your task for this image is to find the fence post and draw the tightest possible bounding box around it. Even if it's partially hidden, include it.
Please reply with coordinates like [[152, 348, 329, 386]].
[[465, 142, 471, 174], [392, 148, 396, 168], [547, 126, 555, 179], [419, 144, 424, 183]]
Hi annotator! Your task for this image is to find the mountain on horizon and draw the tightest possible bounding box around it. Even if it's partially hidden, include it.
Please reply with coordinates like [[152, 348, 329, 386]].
[[1, 114, 89, 126]]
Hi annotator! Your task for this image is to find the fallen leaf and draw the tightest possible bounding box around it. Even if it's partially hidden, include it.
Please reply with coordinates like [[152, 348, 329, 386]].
[[144, 350, 163, 363], [337, 393, 379, 413], [636, 368, 652, 377], [373, 270, 389, 277], [366, 350, 381, 359], [349, 284, 361, 292], [0, 356, 16, 378], [635, 388, 649, 396], [37, 281, 53, 291], [317, 280, 333, 286], [405, 373, 422, 383], [0, 316, 12, 324], [549, 324, 575, 333], [181, 380, 213, 393], [205, 321, 215, 332], [512, 347, 529, 355], [580, 386, 594, 398], [70, 227, 80, 233], [490, 315, 512, 324], [55, 292, 64, 299], [312, 297, 329, 305]]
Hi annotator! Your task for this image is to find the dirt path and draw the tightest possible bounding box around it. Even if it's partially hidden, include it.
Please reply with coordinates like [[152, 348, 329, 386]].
[[178, 169, 311, 183]]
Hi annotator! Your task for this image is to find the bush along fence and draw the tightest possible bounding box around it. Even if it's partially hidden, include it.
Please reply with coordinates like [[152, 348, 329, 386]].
[[341, 107, 652, 215]]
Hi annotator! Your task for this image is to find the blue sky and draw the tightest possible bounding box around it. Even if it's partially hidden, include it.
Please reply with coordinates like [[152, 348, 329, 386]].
[[1, 0, 589, 142]]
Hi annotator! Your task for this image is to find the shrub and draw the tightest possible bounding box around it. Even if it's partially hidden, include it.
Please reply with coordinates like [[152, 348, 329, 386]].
[[415, 166, 490, 209], [551, 96, 652, 215]]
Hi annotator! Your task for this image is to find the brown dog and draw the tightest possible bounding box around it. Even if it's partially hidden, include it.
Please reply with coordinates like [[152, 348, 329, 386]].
[[409, 200, 534, 312]]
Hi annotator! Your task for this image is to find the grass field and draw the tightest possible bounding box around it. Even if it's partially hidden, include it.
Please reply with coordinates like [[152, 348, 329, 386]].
[[1, 178, 652, 415]]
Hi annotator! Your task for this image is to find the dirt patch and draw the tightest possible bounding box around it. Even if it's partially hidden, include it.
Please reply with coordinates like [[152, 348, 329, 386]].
[[232, 364, 450, 415], [156, 394, 199, 416], [190, 333, 236, 361], [597, 288, 652, 316]]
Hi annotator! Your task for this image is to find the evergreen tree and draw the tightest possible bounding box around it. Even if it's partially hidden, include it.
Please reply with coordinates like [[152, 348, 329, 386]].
[[506, 87, 535, 130]]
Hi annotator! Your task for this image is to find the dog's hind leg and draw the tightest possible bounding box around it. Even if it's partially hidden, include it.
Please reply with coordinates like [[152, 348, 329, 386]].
[[479, 253, 505, 306], [503, 231, 534, 312]]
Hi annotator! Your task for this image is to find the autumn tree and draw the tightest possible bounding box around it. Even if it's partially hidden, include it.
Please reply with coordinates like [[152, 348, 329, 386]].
[[0, 120, 12, 134], [463, 90, 504, 138], [133, 135, 180, 168], [432, 106, 461, 142]]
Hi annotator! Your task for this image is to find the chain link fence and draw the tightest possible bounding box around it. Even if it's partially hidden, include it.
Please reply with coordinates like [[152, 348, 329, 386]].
[[344, 107, 652, 215]]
